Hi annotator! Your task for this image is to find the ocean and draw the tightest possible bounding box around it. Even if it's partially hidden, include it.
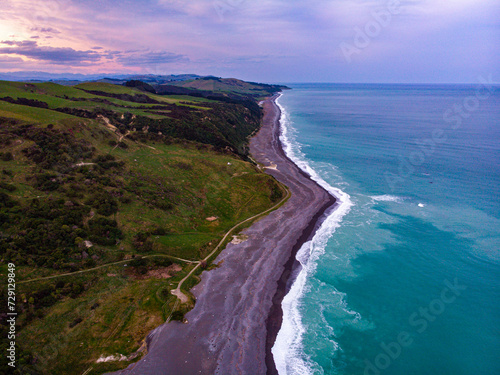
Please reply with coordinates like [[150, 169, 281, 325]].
[[271, 83, 500, 375]]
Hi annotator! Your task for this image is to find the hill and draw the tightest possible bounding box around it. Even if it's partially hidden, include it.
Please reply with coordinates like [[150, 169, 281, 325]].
[[0, 80, 263, 155], [0, 72, 201, 84], [158, 76, 289, 100], [0, 80, 287, 374]]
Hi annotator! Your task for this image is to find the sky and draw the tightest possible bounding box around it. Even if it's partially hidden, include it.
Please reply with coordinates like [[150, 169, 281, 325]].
[[0, 0, 499, 83]]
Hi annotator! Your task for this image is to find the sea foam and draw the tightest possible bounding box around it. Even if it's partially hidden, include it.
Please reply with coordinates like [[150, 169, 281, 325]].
[[370, 194, 403, 203], [271, 94, 353, 375]]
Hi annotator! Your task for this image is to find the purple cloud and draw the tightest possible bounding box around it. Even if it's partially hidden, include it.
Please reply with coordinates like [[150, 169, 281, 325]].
[[115, 51, 188, 66], [0, 40, 187, 68], [30, 27, 61, 34], [0, 40, 101, 65]]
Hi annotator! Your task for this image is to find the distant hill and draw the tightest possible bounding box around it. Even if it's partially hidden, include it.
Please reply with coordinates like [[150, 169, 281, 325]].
[[0, 71, 201, 85], [155, 77, 289, 102], [0, 73, 289, 96], [162, 76, 288, 97], [96, 74, 202, 86]]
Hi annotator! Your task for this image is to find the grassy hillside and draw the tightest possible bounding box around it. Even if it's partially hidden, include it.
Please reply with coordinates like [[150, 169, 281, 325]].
[[156, 76, 289, 101], [0, 80, 286, 374], [166, 76, 287, 97], [0, 80, 261, 154]]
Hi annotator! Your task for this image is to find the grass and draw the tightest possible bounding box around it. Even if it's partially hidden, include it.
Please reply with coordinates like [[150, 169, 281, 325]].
[[169, 77, 284, 97], [17, 267, 172, 374], [0, 80, 213, 120], [73, 82, 212, 105], [155, 233, 217, 259], [0, 101, 79, 124]]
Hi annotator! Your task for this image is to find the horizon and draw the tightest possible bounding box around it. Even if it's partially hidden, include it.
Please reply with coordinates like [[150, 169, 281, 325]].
[[0, 71, 499, 86], [1, 0, 499, 84]]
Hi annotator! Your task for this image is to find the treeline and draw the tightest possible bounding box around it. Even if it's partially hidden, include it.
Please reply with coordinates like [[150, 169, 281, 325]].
[[0, 96, 49, 109], [54, 99, 261, 155], [78, 89, 161, 104]]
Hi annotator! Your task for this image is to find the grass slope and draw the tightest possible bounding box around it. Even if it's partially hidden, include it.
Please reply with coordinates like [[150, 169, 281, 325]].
[[0, 80, 285, 374], [158, 76, 289, 100]]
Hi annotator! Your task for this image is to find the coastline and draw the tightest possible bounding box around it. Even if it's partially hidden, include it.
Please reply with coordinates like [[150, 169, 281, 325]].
[[112, 93, 337, 375], [262, 95, 337, 374]]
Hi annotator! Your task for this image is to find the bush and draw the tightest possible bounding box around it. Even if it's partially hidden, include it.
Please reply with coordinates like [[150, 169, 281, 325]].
[[151, 227, 167, 235], [85, 190, 118, 216], [133, 231, 153, 252], [0, 182, 16, 192], [69, 317, 83, 328], [170, 310, 185, 321], [88, 217, 123, 246], [0, 152, 13, 161], [34, 173, 59, 191]]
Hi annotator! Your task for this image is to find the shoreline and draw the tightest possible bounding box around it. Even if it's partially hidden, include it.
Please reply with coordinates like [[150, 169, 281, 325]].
[[112, 93, 337, 375], [262, 95, 337, 374]]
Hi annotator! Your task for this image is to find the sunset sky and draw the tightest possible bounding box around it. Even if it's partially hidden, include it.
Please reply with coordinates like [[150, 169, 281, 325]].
[[1, 0, 499, 83]]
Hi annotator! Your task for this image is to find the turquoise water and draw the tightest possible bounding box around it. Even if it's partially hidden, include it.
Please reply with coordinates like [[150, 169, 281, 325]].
[[272, 84, 500, 375]]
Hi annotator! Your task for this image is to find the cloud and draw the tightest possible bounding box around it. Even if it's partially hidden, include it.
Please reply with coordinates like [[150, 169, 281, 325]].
[[30, 27, 61, 34], [1, 0, 498, 81], [0, 40, 188, 68], [0, 40, 102, 65], [156, 0, 213, 17], [0, 55, 24, 63], [116, 50, 188, 66]]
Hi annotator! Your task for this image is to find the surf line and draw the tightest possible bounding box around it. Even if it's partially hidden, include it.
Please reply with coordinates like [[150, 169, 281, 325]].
[[266, 92, 353, 374]]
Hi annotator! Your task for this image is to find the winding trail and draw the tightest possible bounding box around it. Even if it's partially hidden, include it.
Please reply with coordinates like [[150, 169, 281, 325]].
[[171, 185, 290, 304], [18, 255, 198, 285]]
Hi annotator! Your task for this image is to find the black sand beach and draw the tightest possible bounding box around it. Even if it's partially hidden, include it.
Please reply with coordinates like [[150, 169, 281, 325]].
[[112, 95, 337, 375]]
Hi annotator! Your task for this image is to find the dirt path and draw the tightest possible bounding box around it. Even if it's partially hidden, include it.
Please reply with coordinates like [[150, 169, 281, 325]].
[[18, 255, 198, 285], [170, 186, 290, 304]]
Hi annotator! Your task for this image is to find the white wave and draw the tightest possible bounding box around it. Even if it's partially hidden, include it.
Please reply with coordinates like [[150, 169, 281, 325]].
[[370, 194, 404, 203], [272, 93, 353, 375], [272, 241, 315, 375]]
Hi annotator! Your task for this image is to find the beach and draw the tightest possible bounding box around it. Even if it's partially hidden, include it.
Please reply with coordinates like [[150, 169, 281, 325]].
[[113, 94, 337, 375]]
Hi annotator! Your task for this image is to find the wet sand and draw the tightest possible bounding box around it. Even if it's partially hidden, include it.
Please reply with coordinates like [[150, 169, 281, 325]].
[[112, 95, 336, 375]]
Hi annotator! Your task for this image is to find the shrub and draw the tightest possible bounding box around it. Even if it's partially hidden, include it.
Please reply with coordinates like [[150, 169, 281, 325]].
[[0, 182, 16, 192], [133, 231, 153, 253], [88, 217, 123, 246], [69, 317, 83, 328], [0, 152, 13, 161], [170, 310, 185, 321], [85, 190, 118, 216]]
